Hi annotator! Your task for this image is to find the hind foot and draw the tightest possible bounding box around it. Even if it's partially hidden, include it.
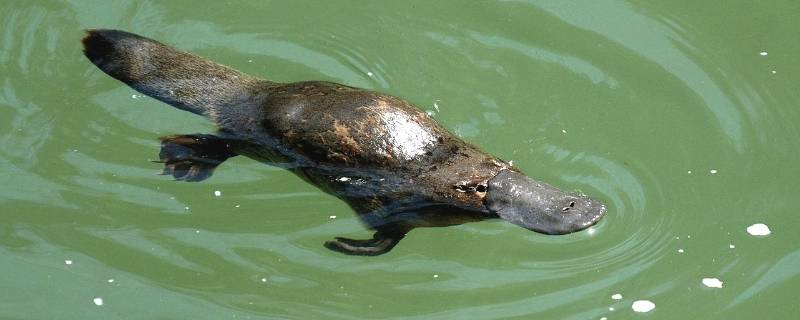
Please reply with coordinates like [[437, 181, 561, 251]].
[[157, 134, 236, 182], [324, 231, 406, 256]]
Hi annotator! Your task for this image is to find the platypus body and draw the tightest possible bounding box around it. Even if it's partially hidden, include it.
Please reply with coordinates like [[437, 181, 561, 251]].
[[82, 29, 605, 256]]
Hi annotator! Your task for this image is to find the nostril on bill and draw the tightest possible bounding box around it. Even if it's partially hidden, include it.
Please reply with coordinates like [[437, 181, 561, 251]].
[[561, 201, 576, 212]]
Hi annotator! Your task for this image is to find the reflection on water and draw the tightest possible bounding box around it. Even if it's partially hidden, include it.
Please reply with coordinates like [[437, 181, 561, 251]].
[[1, 0, 798, 319]]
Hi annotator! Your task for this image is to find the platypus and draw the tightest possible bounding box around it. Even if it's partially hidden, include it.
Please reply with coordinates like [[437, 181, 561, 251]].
[[82, 29, 605, 256]]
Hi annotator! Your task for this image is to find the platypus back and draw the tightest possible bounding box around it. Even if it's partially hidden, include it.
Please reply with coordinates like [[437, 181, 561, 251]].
[[82, 29, 269, 118]]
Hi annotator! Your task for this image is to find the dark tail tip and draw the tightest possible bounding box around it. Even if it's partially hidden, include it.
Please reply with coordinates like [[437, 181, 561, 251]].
[[82, 29, 146, 83], [82, 29, 117, 66]]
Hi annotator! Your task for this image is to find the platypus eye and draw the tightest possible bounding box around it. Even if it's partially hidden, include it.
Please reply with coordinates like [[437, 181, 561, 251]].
[[561, 201, 576, 212], [476, 184, 487, 193]]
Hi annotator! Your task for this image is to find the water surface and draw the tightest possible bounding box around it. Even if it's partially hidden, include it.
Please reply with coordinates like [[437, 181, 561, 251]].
[[1, 1, 798, 319]]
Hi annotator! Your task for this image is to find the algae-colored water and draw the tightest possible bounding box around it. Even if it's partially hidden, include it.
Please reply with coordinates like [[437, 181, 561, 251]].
[[2, 1, 799, 319]]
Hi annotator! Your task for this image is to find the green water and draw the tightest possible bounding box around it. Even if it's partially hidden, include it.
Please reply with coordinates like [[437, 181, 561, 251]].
[[2, 1, 798, 319]]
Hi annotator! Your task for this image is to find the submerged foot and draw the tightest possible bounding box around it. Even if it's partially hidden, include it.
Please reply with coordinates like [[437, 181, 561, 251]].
[[158, 134, 236, 182], [324, 232, 405, 256]]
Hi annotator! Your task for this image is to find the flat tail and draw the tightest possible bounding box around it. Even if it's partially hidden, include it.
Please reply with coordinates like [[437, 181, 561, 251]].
[[82, 29, 269, 117]]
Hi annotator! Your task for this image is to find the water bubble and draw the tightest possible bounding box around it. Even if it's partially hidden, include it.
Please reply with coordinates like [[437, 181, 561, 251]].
[[93, 297, 104, 306], [702, 277, 724, 288], [631, 300, 655, 313], [747, 223, 771, 236]]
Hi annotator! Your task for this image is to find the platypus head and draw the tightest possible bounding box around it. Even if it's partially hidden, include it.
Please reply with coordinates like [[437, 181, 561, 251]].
[[484, 170, 605, 234]]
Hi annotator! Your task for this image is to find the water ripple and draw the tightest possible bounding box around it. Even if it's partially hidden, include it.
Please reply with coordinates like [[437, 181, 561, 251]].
[[532, 0, 748, 153], [1, 1, 797, 319]]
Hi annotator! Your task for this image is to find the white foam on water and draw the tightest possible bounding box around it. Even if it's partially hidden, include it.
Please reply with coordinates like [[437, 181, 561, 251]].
[[65, 260, 73, 265], [631, 300, 655, 313], [329, 215, 337, 219], [678, 249, 684, 253], [611, 293, 622, 300], [729, 244, 735, 249], [760, 51, 768, 56], [747, 223, 771, 236], [93, 297, 104, 306], [709, 169, 718, 174], [702, 278, 724, 288], [214, 190, 221, 197]]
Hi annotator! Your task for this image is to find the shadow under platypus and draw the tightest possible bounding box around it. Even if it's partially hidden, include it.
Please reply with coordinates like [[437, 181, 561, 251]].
[[82, 29, 605, 256]]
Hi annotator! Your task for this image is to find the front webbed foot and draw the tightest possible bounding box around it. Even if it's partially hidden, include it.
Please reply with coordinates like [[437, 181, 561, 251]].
[[324, 232, 405, 256]]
